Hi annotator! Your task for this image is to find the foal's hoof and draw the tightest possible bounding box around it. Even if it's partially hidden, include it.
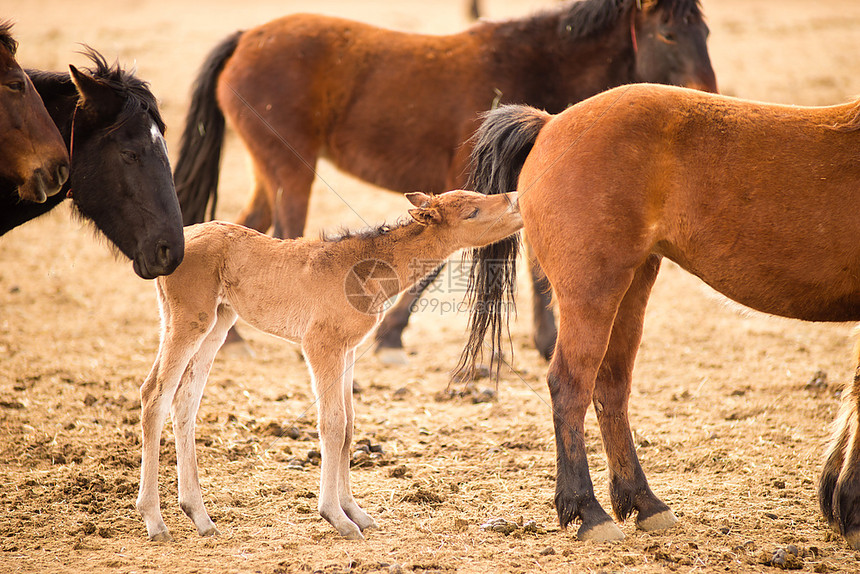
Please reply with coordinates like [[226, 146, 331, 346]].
[[340, 526, 365, 541], [578, 520, 625, 542], [149, 530, 173, 543], [376, 347, 409, 366], [636, 509, 678, 532]]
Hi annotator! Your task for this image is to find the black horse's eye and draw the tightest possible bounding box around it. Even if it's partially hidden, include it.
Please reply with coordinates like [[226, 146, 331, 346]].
[[659, 32, 677, 44], [121, 150, 139, 163]]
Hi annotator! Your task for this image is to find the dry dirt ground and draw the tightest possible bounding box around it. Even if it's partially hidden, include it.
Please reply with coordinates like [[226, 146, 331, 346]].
[[3, 0, 860, 572]]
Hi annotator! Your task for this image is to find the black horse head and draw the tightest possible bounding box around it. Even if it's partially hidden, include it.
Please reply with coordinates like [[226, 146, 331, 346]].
[[66, 50, 183, 279]]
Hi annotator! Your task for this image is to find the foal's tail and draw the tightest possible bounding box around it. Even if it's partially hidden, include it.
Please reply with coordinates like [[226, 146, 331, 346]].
[[173, 31, 242, 225], [456, 104, 551, 378]]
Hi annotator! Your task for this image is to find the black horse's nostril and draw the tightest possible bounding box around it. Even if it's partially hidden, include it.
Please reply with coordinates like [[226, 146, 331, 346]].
[[156, 242, 171, 268], [56, 162, 70, 186]]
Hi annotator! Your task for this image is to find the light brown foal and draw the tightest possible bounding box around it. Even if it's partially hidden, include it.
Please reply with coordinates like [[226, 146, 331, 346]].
[[136, 190, 522, 541]]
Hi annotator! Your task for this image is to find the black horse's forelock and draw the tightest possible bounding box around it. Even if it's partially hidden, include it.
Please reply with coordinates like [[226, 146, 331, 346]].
[[0, 21, 18, 56], [79, 46, 166, 133], [559, 0, 704, 41]]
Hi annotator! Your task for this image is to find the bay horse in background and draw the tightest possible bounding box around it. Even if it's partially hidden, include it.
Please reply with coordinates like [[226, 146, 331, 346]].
[[173, 0, 717, 362], [135, 190, 522, 541], [0, 21, 68, 203], [459, 83, 860, 548], [0, 49, 184, 279]]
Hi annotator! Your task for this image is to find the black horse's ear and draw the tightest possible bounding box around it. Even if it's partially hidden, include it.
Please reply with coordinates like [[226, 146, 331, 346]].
[[69, 64, 122, 117]]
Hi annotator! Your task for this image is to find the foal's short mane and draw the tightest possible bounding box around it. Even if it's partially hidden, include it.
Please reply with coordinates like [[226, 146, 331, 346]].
[[0, 21, 17, 56], [320, 218, 413, 243], [28, 47, 165, 133], [558, 0, 704, 41]]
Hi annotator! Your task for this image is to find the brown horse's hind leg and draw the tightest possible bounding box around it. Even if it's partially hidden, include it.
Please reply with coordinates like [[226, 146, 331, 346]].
[[826, 352, 860, 549], [548, 271, 643, 542], [234, 166, 273, 234], [592, 255, 676, 532]]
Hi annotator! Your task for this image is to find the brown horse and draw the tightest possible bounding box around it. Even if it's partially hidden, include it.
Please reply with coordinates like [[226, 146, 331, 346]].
[[0, 22, 68, 203], [460, 83, 860, 548], [173, 0, 716, 361], [135, 190, 521, 541]]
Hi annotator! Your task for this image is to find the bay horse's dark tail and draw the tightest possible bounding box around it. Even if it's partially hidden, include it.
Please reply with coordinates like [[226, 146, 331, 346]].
[[456, 104, 550, 378], [173, 31, 242, 225]]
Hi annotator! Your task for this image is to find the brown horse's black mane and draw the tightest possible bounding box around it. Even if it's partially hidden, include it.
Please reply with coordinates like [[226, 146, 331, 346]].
[[27, 47, 165, 133], [0, 21, 18, 56], [559, 0, 704, 40]]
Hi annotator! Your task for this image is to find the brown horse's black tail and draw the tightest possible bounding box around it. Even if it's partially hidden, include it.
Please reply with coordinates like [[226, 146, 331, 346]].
[[456, 104, 550, 379], [173, 31, 242, 225]]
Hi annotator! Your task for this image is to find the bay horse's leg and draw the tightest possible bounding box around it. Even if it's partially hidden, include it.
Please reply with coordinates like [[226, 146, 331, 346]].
[[525, 237, 557, 360], [548, 269, 638, 542], [592, 255, 676, 531], [375, 264, 445, 363], [171, 304, 237, 537], [137, 320, 205, 541], [337, 348, 377, 531], [302, 328, 363, 539]]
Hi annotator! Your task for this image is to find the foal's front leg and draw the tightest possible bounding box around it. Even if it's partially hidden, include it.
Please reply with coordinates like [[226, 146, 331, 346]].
[[337, 348, 377, 531], [303, 333, 364, 539], [171, 308, 236, 537]]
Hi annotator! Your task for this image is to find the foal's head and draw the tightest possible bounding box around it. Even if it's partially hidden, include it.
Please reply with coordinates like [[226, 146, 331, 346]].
[[0, 22, 68, 202], [67, 52, 183, 279], [406, 190, 522, 249]]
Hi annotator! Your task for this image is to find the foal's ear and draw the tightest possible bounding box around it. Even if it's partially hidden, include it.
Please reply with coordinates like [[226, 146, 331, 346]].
[[69, 65, 122, 117], [406, 192, 432, 208], [409, 207, 442, 225]]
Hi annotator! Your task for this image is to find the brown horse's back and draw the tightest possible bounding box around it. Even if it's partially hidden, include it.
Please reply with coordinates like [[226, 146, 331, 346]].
[[218, 14, 494, 193], [521, 84, 860, 321]]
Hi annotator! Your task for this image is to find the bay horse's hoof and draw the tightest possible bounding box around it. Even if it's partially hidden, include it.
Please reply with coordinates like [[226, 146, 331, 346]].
[[636, 509, 678, 532], [375, 347, 409, 366], [577, 520, 625, 542], [846, 530, 860, 551], [149, 530, 173, 543]]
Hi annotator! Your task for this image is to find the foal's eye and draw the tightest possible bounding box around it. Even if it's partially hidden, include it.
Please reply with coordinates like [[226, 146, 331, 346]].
[[466, 208, 479, 219], [121, 150, 139, 163]]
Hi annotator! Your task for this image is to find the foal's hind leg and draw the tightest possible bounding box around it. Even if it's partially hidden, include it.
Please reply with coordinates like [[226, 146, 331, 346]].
[[592, 255, 676, 532], [172, 305, 237, 537]]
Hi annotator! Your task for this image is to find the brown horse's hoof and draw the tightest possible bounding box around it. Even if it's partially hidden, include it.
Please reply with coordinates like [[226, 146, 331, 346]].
[[577, 520, 625, 542], [636, 509, 678, 532]]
